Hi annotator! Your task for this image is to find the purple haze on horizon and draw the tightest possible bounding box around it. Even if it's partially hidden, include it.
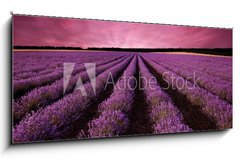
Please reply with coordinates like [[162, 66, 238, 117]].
[[13, 15, 232, 49]]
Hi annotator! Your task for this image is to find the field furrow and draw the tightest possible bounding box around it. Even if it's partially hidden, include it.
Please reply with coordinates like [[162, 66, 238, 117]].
[[14, 56, 112, 80], [13, 56, 128, 123], [138, 56, 192, 133], [141, 55, 232, 129], [148, 53, 232, 81], [146, 55, 232, 103], [13, 55, 125, 99], [77, 56, 137, 139]]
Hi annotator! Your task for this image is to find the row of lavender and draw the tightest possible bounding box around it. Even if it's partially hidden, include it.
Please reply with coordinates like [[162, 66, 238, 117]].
[[78, 56, 137, 138], [138, 56, 192, 133], [79, 55, 193, 138], [13, 52, 126, 98], [13, 56, 127, 123], [13, 53, 133, 142], [144, 53, 232, 103], [141, 54, 232, 129], [14, 52, 108, 79]]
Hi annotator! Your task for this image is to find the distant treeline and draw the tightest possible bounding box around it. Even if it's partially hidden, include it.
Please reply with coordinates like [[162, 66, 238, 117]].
[[88, 47, 232, 56], [14, 46, 84, 50], [14, 46, 232, 56]]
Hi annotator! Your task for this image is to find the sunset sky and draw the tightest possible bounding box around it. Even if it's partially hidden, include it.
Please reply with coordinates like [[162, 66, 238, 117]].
[[13, 15, 232, 48]]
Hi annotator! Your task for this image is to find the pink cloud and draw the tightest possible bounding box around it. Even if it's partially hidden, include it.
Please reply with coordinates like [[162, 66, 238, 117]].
[[13, 15, 232, 48]]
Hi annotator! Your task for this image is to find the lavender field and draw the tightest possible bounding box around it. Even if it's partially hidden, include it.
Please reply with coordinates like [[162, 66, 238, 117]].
[[12, 51, 232, 143]]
